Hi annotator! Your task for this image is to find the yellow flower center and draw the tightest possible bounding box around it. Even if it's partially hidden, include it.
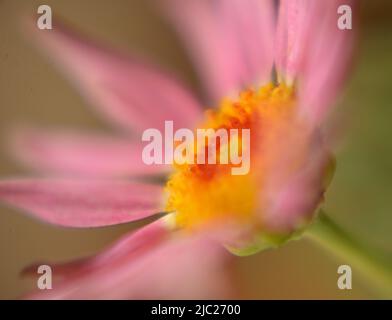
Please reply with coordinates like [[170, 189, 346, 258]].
[[165, 83, 296, 231]]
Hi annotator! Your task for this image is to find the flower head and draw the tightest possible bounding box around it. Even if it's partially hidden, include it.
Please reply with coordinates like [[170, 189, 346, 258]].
[[0, 0, 357, 299]]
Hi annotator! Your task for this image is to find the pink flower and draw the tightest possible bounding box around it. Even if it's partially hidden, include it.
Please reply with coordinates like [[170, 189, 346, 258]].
[[0, 0, 357, 299]]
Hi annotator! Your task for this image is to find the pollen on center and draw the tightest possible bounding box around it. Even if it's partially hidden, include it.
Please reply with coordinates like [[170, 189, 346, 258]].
[[165, 83, 296, 230]]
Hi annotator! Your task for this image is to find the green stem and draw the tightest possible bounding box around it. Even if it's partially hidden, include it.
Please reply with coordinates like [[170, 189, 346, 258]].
[[305, 210, 392, 297]]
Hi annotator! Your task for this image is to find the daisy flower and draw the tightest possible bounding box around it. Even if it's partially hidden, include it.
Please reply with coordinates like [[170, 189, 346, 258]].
[[1, 0, 379, 300]]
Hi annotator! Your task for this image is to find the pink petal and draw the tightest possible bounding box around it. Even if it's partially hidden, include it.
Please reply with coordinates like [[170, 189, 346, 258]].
[[258, 120, 331, 231], [275, 0, 358, 123], [22, 218, 169, 279], [299, 0, 358, 124], [263, 149, 331, 231], [10, 127, 170, 178], [26, 19, 202, 133], [275, 0, 313, 81], [0, 179, 164, 227], [161, 0, 275, 102], [216, 0, 276, 87], [25, 224, 234, 299]]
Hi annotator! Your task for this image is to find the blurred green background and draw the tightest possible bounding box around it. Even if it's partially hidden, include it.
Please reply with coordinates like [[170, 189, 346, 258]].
[[0, 0, 391, 299]]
